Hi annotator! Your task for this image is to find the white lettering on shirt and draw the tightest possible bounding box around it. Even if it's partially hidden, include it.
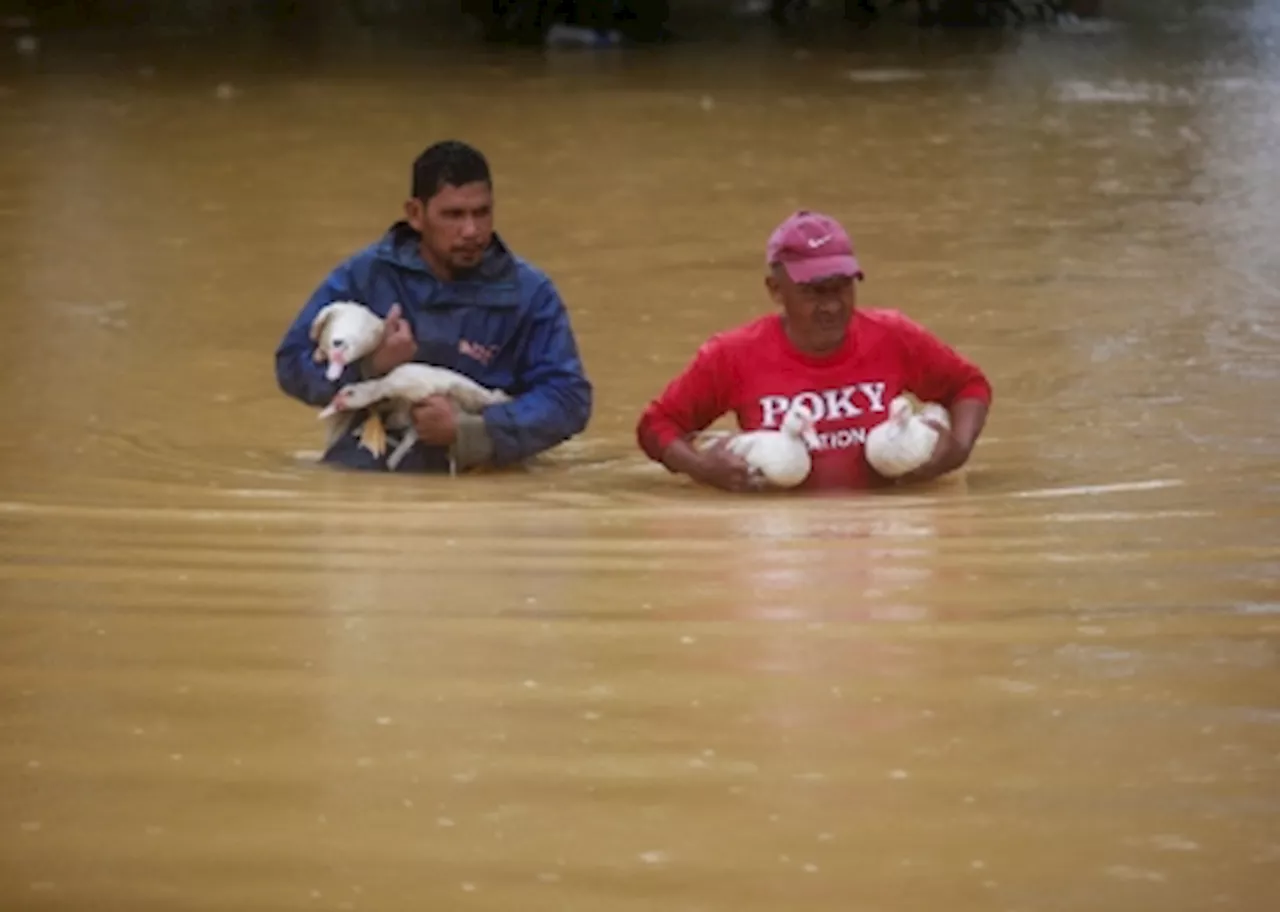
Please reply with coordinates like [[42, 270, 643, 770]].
[[756, 382, 889, 428]]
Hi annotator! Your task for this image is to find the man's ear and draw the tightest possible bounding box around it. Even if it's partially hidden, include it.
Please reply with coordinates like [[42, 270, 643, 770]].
[[404, 197, 426, 233], [765, 273, 785, 307]]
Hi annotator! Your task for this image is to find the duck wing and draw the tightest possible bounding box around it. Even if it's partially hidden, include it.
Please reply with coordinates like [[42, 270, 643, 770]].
[[309, 303, 339, 344], [725, 430, 768, 460], [382, 364, 510, 413]]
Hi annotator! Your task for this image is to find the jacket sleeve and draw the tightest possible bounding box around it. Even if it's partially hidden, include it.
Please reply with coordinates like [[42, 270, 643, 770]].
[[481, 279, 593, 466], [274, 261, 368, 407], [895, 312, 993, 407], [635, 337, 735, 465]]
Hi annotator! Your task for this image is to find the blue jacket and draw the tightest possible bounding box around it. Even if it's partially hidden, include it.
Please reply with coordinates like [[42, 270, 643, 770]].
[[275, 221, 592, 467]]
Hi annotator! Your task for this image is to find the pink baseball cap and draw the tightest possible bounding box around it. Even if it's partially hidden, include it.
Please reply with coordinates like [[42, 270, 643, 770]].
[[766, 210, 864, 284]]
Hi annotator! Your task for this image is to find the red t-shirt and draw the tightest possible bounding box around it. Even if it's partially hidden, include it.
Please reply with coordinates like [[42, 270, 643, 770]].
[[636, 309, 993, 491]]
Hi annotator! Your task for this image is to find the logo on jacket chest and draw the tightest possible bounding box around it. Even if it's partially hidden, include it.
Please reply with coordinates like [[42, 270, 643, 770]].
[[458, 338, 499, 366], [757, 382, 888, 427]]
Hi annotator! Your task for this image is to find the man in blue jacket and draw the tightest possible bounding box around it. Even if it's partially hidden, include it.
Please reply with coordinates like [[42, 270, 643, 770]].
[[275, 140, 593, 473]]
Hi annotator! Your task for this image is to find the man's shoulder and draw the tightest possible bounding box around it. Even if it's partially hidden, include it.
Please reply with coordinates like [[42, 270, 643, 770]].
[[332, 237, 385, 272], [326, 230, 406, 287], [486, 242, 561, 312], [701, 314, 779, 356], [855, 307, 931, 341], [508, 253, 555, 295], [856, 306, 911, 328]]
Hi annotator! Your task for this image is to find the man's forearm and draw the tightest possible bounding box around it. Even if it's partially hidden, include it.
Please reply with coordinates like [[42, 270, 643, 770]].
[[949, 397, 990, 463], [453, 413, 496, 470], [480, 375, 592, 467], [660, 437, 710, 482]]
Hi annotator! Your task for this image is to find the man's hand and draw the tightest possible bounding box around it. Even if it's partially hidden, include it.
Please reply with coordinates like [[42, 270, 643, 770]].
[[897, 419, 970, 485], [410, 395, 459, 447], [897, 398, 989, 485], [684, 438, 755, 493], [367, 303, 416, 376]]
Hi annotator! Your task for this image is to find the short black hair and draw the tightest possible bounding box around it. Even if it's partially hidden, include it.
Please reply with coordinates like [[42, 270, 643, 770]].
[[411, 141, 491, 201]]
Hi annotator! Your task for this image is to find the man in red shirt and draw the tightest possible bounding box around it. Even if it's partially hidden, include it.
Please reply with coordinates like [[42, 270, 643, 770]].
[[635, 210, 992, 492]]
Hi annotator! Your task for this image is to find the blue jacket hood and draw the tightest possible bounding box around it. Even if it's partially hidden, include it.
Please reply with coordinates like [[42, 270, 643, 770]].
[[372, 220, 520, 299]]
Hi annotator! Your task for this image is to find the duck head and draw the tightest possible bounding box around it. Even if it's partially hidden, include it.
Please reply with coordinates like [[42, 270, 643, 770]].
[[323, 339, 353, 381], [317, 380, 380, 420], [887, 395, 915, 426], [780, 401, 822, 450], [310, 302, 384, 381]]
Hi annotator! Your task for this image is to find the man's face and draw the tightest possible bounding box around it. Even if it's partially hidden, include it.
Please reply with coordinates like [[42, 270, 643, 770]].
[[405, 180, 494, 276], [766, 268, 857, 354]]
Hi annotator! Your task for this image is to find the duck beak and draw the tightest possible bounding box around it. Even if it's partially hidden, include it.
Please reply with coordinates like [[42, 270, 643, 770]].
[[318, 403, 338, 419]]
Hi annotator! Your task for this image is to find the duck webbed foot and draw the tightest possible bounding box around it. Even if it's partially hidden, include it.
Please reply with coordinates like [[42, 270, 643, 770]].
[[358, 411, 389, 458], [386, 428, 419, 472]]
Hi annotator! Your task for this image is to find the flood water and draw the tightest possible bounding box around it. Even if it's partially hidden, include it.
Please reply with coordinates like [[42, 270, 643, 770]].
[[1, 3, 1278, 910]]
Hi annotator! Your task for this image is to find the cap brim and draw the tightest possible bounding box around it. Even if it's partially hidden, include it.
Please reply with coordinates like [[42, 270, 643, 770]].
[[783, 255, 863, 284]]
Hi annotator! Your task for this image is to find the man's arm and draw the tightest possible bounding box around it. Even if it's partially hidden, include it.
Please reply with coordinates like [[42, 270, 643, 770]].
[[896, 313, 994, 479], [635, 338, 753, 491], [946, 397, 990, 457], [275, 262, 368, 408], [457, 279, 593, 469], [636, 339, 732, 462]]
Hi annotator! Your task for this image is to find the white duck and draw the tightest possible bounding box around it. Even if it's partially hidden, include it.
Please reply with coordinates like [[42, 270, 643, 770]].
[[318, 363, 511, 474], [864, 393, 952, 479], [309, 301, 386, 381], [698, 401, 821, 490]]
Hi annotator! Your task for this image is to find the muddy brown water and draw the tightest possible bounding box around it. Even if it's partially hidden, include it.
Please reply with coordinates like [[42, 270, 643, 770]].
[[0, 5, 1277, 911]]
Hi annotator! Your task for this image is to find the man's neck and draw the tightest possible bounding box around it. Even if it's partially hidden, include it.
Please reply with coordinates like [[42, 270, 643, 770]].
[[418, 242, 454, 282], [782, 318, 846, 358]]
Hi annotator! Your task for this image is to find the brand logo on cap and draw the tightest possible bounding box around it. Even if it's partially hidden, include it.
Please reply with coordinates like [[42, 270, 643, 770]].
[[806, 235, 833, 249]]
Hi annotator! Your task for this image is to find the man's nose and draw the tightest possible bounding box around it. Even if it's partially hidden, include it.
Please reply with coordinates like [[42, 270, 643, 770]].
[[459, 217, 479, 238]]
